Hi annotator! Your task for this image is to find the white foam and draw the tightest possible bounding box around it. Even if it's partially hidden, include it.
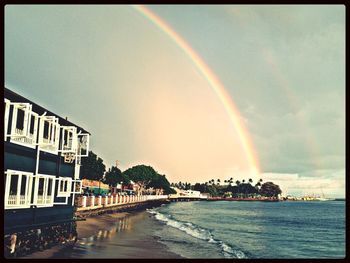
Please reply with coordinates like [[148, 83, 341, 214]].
[[147, 209, 248, 259]]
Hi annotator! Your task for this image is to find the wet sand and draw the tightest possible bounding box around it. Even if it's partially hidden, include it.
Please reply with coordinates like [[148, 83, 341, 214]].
[[77, 212, 130, 238], [23, 210, 182, 259]]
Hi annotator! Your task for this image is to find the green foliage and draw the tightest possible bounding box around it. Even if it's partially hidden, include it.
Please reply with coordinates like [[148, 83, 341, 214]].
[[123, 165, 175, 195], [79, 151, 106, 181], [148, 174, 176, 195], [207, 185, 218, 197], [184, 178, 281, 198], [104, 166, 129, 187], [259, 182, 282, 197], [123, 165, 157, 184]]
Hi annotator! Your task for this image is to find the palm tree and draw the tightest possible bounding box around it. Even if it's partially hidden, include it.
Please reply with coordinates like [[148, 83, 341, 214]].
[[236, 180, 241, 186], [248, 178, 253, 184], [224, 180, 227, 185], [217, 179, 221, 185], [242, 179, 246, 183]]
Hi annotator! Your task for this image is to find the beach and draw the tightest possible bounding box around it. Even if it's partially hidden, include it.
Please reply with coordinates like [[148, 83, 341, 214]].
[[23, 209, 182, 259]]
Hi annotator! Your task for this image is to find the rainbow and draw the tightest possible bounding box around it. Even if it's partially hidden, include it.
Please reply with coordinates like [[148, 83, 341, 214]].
[[133, 5, 260, 177]]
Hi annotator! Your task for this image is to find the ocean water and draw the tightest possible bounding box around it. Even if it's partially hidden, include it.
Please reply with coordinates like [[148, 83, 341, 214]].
[[148, 201, 345, 259]]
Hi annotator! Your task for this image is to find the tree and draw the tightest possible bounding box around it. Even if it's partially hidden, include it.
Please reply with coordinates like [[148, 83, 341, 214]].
[[148, 174, 176, 195], [259, 182, 282, 197], [236, 180, 241, 186], [104, 166, 129, 187], [229, 178, 233, 185], [123, 165, 175, 195], [248, 178, 253, 184], [80, 151, 106, 181]]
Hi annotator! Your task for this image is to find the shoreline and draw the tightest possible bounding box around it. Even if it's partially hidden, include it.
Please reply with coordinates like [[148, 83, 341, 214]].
[[22, 204, 183, 259]]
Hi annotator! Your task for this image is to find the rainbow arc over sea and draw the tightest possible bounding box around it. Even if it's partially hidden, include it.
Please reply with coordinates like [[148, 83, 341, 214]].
[[133, 5, 260, 177]]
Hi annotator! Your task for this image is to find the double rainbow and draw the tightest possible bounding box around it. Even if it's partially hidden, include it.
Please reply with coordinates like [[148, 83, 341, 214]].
[[133, 5, 260, 177]]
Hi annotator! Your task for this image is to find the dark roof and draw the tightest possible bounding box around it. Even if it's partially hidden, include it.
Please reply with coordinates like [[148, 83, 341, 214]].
[[4, 87, 90, 135]]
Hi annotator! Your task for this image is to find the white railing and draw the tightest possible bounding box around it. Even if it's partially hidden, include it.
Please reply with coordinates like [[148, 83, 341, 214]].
[[12, 129, 35, 144], [41, 138, 58, 151], [78, 194, 169, 210], [14, 128, 24, 135], [37, 195, 52, 205], [7, 195, 27, 206]]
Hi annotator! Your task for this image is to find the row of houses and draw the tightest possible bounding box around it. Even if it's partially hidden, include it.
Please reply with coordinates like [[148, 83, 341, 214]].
[[4, 87, 90, 239]]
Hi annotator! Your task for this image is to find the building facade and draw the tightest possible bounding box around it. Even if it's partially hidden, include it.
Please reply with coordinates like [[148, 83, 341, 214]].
[[4, 87, 90, 256]]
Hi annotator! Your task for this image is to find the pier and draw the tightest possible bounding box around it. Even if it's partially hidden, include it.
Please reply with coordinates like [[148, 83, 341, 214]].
[[168, 196, 208, 202]]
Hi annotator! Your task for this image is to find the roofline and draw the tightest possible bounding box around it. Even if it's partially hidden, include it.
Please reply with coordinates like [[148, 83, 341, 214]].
[[4, 87, 91, 135]]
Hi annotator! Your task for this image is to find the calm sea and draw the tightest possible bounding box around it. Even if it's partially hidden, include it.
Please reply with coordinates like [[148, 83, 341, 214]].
[[148, 201, 345, 259]]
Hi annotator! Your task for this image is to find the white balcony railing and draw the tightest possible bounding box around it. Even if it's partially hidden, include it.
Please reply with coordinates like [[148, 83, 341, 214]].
[[7, 195, 27, 206], [36, 195, 52, 205], [12, 128, 35, 144]]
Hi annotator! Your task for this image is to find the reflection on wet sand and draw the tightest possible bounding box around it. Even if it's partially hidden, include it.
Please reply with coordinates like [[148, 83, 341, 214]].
[[52, 211, 182, 258], [79, 215, 131, 246]]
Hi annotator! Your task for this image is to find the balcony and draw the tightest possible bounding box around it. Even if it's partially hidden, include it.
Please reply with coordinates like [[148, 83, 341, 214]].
[[36, 195, 53, 205], [11, 128, 36, 145], [7, 195, 27, 206]]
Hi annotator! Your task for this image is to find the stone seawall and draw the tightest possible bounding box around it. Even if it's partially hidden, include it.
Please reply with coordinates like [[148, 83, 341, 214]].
[[4, 222, 77, 258]]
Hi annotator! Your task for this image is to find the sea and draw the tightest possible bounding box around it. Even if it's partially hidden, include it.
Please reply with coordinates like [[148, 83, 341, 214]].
[[148, 201, 345, 259], [56, 200, 345, 259]]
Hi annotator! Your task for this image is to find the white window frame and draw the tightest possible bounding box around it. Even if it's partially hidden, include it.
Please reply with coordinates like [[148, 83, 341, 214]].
[[33, 174, 56, 207], [38, 116, 60, 154], [9, 103, 38, 148], [59, 126, 78, 153], [4, 170, 34, 209], [4, 99, 10, 140], [57, 177, 72, 197]]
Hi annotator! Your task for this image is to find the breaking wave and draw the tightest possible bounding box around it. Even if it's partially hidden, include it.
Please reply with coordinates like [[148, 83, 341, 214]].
[[147, 209, 247, 259]]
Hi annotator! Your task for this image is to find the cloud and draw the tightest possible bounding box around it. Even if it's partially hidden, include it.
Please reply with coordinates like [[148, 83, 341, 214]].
[[5, 5, 345, 196], [262, 169, 345, 198]]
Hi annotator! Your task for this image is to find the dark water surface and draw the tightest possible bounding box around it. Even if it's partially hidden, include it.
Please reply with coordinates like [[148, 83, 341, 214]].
[[57, 201, 345, 259], [149, 201, 345, 259]]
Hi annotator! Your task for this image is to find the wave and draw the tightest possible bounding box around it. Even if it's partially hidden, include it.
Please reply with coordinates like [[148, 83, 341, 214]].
[[147, 209, 247, 259]]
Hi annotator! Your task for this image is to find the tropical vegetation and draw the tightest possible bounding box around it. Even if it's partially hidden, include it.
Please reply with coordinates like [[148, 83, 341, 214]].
[[171, 178, 282, 198], [80, 152, 175, 195]]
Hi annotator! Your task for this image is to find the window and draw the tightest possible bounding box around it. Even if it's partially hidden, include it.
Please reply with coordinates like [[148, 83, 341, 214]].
[[38, 116, 60, 154], [4, 170, 34, 209], [33, 174, 56, 207], [4, 99, 10, 140], [72, 180, 82, 194], [59, 126, 77, 153], [77, 133, 90, 157], [57, 177, 72, 197], [9, 103, 38, 148]]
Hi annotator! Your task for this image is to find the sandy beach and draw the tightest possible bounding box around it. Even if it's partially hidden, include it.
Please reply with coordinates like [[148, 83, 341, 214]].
[[23, 210, 182, 259]]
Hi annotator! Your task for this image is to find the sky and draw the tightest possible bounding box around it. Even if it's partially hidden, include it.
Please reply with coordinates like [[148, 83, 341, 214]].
[[5, 5, 345, 197]]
